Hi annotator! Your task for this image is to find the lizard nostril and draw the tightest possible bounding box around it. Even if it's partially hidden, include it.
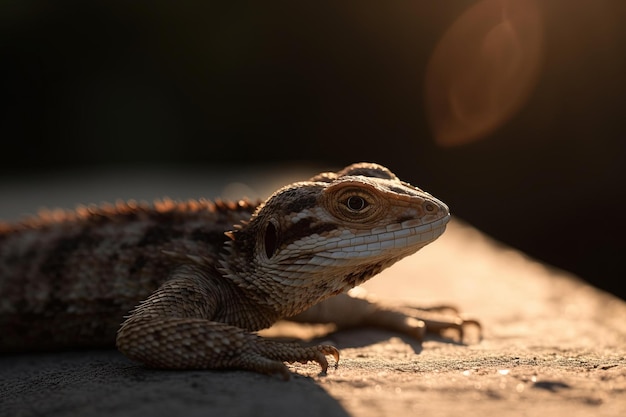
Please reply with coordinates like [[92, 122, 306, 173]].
[[423, 202, 437, 213]]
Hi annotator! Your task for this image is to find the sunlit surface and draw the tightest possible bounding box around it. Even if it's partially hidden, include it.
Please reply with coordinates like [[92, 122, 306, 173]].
[[425, 0, 543, 146]]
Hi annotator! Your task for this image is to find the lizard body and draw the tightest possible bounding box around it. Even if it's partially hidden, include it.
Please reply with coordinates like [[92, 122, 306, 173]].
[[0, 163, 475, 378]]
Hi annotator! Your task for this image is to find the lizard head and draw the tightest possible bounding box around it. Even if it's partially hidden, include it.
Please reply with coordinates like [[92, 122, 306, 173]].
[[220, 162, 450, 317]]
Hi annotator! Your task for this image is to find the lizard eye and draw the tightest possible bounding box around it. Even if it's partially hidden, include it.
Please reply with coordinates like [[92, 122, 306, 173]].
[[325, 182, 386, 223], [264, 221, 278, 259], [345, 196, 368, 212]]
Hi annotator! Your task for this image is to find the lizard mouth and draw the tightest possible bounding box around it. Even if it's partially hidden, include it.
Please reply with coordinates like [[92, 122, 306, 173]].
[[335, 214, 451, 288], [291, 213, 451, 266], [334, 213, 450, 257], [398, 212, 450, 246]]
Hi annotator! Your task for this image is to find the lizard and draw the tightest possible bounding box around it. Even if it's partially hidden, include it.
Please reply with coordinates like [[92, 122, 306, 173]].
[[0, 162, 478, 379]]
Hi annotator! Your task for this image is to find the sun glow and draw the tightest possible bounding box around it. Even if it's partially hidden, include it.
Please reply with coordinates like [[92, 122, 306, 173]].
[[425, 0, 544, 146]]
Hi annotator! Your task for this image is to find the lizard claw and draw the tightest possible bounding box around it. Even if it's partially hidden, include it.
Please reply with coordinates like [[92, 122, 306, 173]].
[[401, 307, 482, 343], [315, 344, 340, 373], [286, 344, 340, 374], [361, 303, 481, 344], [253, 339, 340, 378]]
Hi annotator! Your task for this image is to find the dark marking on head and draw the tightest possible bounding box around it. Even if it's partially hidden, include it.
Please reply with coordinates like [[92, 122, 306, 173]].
[[279, 218, 337, 249], [229, 216, 338, 265], [396, 215, 414, 224], [388, 185, 414, 196], [270, 184, 324, 215], [285, 193, 319, 214]]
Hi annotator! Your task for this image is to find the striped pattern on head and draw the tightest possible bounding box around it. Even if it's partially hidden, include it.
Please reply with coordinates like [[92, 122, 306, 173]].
[[220, 163, 450, 317]]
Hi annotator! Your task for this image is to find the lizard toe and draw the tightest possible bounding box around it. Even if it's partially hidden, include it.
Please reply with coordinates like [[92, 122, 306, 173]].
[[293, 344, 340, 374], [258, 340, 340, 375]]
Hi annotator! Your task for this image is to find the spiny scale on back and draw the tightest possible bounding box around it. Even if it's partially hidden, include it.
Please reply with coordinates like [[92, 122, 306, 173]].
[[0, 162, 452, 377], [0, 198, 259, 350]]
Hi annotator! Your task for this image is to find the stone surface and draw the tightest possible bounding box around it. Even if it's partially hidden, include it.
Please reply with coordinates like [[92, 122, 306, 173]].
[[1, 168, 624, 417]]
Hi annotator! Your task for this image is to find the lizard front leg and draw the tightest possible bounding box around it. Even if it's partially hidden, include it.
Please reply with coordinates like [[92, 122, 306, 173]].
[[116, 265, 338, 379], [289, 290, 481, 342]]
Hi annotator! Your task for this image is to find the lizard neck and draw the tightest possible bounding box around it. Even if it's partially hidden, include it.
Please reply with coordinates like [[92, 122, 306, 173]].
[[212, 270, 283, 330]]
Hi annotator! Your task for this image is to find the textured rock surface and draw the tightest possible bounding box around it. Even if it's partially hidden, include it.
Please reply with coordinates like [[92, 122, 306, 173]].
[[1, 169, 624, 417]]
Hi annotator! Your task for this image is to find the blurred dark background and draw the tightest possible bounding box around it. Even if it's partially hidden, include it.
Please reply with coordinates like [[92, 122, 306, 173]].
[[1, 1, 625, 299]]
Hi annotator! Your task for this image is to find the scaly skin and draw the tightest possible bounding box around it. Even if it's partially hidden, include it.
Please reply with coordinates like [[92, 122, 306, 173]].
[[0, 163, 477, 379]]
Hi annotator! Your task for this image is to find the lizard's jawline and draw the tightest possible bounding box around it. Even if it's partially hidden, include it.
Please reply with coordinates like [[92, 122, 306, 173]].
[[325, 214, 449, 257], [272, 214, 449, 273], [335, 216, 450, 289]]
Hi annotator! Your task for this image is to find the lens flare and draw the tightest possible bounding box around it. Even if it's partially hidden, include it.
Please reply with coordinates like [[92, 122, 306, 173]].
[[425, 0, 543, 146]]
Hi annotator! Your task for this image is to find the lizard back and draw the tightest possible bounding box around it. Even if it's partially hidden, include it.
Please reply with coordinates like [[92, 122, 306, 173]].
[[0, 198, 258, 351]]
